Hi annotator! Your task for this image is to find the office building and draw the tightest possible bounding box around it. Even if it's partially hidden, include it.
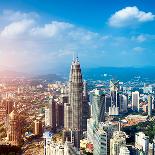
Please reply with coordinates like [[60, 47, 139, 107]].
[[92, 89, 105, 126], [49, 97, 56, 131], [93, 127, 107, 155], [135, 132, 149, 154], [63, 57, 83, 149], [82, 80, 90, 131], [33, 119, 42, 136], [132, 91, 140, 111], [148, 95, 153, 117], [119, 146, 130, 155], [45, 108, 50, 127], [110, 131, 127, 155], [119, 94, 128, 113], [7, 110, 21, 146]]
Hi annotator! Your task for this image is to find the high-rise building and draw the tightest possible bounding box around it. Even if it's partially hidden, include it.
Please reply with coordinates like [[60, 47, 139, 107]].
[[100, 122, 118, 155], [119, 94, 128, 113], [63, 57, 83, 149], [45, 97, 57, 131], [119, 146, 130, 155], [87, 118, 95, 143], [143, 84, 153, 94], [110, 80, 119, 92], [110, 131, 127, 155], [45, 140, 79, 155], [64, 103, 72, 129], [45, 108, 50, 127], [56, 103, 64, 128], [49, 97, 56, 131], [148, 95, 153, 117], [93, 126, 107, 155], [105, 95, 112, 113], [135, 132, 149, 154], [33, 119, 42, 136], [82, 80, 90, 131], [5, 100, 13, 115], [109, 80, 120, 116], [92, 89, 105, 126], [7, 110, 21, 146], [132, 91, 140, 111]]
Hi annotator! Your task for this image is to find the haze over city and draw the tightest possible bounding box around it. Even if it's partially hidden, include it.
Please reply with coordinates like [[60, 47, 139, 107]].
[[1, 1, 155, 155], [0, 0, 155, 73]]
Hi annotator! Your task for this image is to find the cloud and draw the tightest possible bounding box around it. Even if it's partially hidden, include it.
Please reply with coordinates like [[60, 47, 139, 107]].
[[135, 35, 146, 42], [1, 19, 35, 38], [108, 6, 155, 28], [31, 21, 74, 38], [131, 34, 147, 42], [133, 46, 145, 52], [0, 10, 154, 73], [0, 10, 109, 73]]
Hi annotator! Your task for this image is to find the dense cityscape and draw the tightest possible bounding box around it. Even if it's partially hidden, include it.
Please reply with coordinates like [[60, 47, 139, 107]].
[[0, 56, 155, 155], [0, 0, 155, 155]]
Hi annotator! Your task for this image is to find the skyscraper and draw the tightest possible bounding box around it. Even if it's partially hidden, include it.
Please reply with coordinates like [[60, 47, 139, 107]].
[[135, 132, 149, 154], [119, 94, 128, 113], [63, 57, 83, 149], [110, 131, 127, 155], [148, 95, 153, 117], [45, 97, 56, 131], [33, 119, 42, 136], [132, 91, 140, 112], [93, 126, 107, 155], [92, 89, 105, 126], [49, 97, 56, 131], [109, 80, 120, 115], [7, 110, 21, 146], [82, 80, 89, 131]]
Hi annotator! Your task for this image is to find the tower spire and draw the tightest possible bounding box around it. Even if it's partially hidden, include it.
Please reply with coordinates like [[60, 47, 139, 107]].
[[73, 51, 75, 62]]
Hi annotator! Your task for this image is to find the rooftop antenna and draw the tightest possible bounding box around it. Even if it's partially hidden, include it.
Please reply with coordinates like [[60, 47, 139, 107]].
[[76, 51, 79, 62], [73, 51, 75, 62]]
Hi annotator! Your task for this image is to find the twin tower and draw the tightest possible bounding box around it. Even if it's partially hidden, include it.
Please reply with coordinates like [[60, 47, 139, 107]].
[[63, 56, 87, 149]]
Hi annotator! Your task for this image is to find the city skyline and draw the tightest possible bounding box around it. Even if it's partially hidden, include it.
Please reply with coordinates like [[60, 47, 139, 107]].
[[0, 0, 155, 73]]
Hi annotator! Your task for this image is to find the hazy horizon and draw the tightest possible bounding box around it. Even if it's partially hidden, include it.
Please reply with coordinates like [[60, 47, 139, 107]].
[[0, 0, 155, 73]]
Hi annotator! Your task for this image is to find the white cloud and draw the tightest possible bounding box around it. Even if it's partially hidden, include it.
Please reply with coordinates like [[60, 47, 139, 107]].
[[31, 21, 74, 38], [1, 19, 35, 38], [131, 34, 146, 42], [0, 9, 153, 72], [109, 6, 155, 28], [0, 10, 109, 72], [133, 46, 145, 52], [1, 10, 39, 22], [136, 35, 146, 42]]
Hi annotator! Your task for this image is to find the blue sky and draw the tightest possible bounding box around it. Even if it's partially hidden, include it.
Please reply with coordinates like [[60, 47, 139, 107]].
[[0, 0, 155, 73]]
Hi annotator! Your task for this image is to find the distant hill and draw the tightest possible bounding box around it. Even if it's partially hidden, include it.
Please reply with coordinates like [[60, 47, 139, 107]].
[[32, 74, 64, 82], [0, 70, 64, 82], [1, 66, 155, 82], [83, 66, 155, 82], [0, 70, 29, 78]]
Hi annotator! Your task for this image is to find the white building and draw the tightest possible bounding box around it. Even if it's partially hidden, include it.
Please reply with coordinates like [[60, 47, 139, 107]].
[[45, 140, 79, 155], [110, 131, 127, 155], [143, 84, 153, 94], [93, 127, 107, 155], [119, 146, 130, 155], [45, 108, 50, 126], [132, 91, 140, 112], [109, 105, 119, 116], [135, 132, 149, 154], [87, 118, 95, 142]]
